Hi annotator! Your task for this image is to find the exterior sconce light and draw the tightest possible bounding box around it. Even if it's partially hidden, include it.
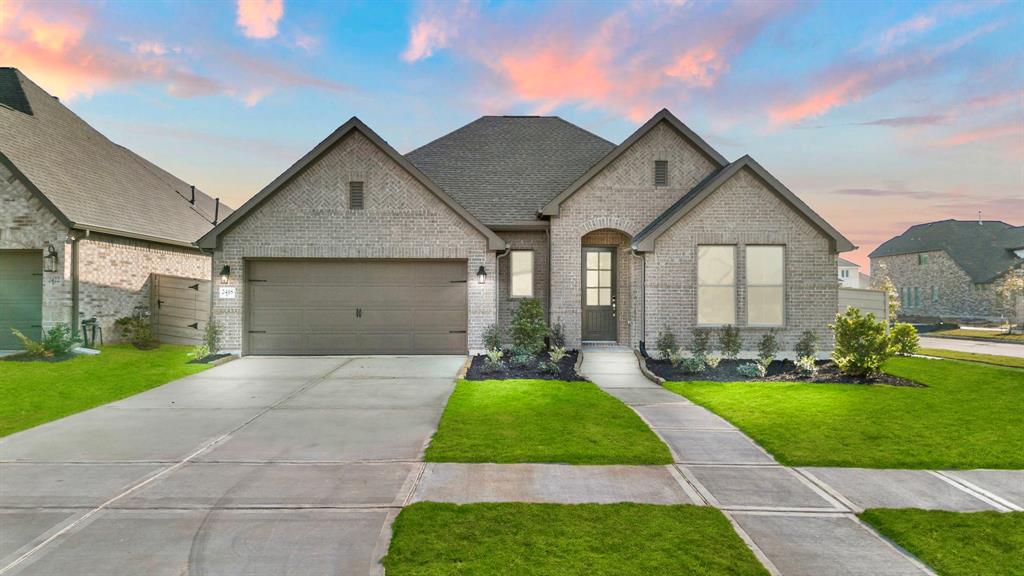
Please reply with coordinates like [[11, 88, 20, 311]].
[[477, 265, 487, 284], [43, 245, 58, 273], [219, 265, 231, 284]]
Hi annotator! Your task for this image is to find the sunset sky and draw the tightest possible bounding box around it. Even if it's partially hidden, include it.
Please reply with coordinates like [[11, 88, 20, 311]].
[[1, 0, 1021, 267]]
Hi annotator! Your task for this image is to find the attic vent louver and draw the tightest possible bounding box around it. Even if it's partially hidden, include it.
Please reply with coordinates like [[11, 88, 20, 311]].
[[654, 160, 668, 187], [349, 181, 364, 210]]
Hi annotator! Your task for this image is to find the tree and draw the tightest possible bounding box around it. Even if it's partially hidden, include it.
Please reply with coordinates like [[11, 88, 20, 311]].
[[994, 268, 1024, 334], [871, 262, 900, 323]]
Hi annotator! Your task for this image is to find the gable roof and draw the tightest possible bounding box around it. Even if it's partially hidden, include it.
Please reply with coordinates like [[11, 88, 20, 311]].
[[631, 155, 855, 253], [0, 68, 226, 247], [869, 219, 1024, 283], [198, 117, 506, 250], [540, 108, 729, 217], [405, 116, 614, 227], [839, 257, 859, 268]]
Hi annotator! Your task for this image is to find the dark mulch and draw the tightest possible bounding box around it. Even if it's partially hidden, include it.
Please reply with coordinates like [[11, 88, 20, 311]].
[[188, 353, 232, 365], [465, 350, 586, 381], [2, 352, 76, 363], [646, 358, 923, 387]]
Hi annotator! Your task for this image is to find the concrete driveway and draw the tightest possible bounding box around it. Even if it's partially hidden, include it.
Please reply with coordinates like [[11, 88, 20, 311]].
[[0, 355, 465, 576], [919, 335, 1024, 358]]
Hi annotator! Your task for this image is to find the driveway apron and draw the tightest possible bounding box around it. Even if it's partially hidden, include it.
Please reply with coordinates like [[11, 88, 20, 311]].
[[0, 355, 464, 576]]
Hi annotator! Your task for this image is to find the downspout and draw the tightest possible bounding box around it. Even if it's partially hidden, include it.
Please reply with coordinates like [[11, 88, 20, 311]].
[[68, 231, 84, 338], [545, 227, 552, 326], [630, 248, 647, 357], [494, 244, 511, 334]]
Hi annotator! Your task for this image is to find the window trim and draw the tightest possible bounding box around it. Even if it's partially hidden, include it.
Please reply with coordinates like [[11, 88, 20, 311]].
[[745, 244, 786, 328], [696, 244, 737, 327], [509, 249, 535, 299]]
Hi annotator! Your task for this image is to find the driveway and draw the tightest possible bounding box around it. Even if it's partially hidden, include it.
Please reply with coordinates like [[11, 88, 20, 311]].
[[919, 335, 1024, 358], [0, 355, 464, 575]]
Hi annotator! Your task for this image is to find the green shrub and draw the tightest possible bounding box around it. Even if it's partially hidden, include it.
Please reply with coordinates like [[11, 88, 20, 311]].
[[703, 354, 722, 369], [737, 361, 767, 378], [548, 346, 568, 363], [678, 356, 705, 374], [509, 299, 548, 355], [541, 360, 561, 374], [757, 330, 780, 368], [795, 355, 818, 376], [794, 330, 818, 359], [486, 348, 504, 364], [482, 324, 503, 352], [549, 321, 566, 349], [718, 325, 741, 359], [691, 328, 712, 359], [10, 328, 47, 356], [11, 324, 79, 357], [655, 327, 679, 360], [890, 323, 919, 356], [190, 343, 210, 361], [114, 310, 158, 350], [203, 318, 220, 354], [830, 308, 892, 378]]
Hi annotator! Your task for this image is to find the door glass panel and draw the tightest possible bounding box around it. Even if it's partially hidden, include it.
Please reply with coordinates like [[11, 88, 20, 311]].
[[599, 251, 611, 269], [587, 252, 599, 269], [599, 271, 611, 287], [599, 288, 611, 306], [587, 288, 599, 306], [587, 270, 598, 287]]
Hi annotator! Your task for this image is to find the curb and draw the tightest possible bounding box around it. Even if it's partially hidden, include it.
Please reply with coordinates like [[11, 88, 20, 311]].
[[633, 348, 665, 385], [455, 356, 472, 380], [574, 348, 585, 375], [209, 354, 238, 367]]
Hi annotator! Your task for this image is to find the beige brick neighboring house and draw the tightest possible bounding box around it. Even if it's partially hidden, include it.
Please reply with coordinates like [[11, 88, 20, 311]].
[[201, 109, 854, 356], [870, 220, 1024, 323], [0, 68, 223, 349]]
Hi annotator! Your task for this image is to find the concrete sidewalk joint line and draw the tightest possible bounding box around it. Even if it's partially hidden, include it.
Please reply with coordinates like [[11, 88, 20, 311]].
[[931, 470, 1018, 512]]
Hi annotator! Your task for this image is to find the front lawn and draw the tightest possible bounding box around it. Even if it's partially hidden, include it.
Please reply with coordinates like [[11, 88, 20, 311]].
[[918, 347, 1024, 369], [663, 357, 1024, 468], [929, 328, 1024, 343], [860, 509, 1024, 576], [383, 502, 769, 576], [425, 379, 672, 464], [0, 344, 209, 437]]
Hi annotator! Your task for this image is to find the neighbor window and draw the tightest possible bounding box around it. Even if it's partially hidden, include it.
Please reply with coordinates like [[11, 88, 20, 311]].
[[931, 286, 939, 302], [654, 160, 668, 187], [697, 245, 735, 325], [918, 254, 929, 265], [746, 246, 784, 326], [510, 250, 534, 298], [349, 181, 364, 210], [840, 269, 849, 279], [913, 287, 921, 307]]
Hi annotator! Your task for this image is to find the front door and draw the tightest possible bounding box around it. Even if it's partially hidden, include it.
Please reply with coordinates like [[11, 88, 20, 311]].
[[581, 247, 616, 341]]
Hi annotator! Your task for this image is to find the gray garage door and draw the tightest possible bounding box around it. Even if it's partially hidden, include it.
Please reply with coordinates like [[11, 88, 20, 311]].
[[246, 259, 467, 355], [0, 250, 43, 350]]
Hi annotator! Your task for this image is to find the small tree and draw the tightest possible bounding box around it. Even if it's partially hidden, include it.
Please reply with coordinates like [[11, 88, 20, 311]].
[[204, 318, 221, 354], [691, 328, 712, 360], [509, 299, 548, 355], [757, 330, 780, 368], [830, 308, 892, 378], [994, 269, 1024, 334], [718, 325, 741, 359], [482, 324, 503, 351], [871, 262, 900, 322], [549, 321, 566, 349], [890, 323, 919, 356], [794, 330, 818, 360], [655, 327, 679, 361]]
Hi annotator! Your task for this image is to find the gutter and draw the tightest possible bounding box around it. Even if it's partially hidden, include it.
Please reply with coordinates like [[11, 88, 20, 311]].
[[73, 224, 200, 250], [494, 244, 511, 333], [630, 248, 647, 356]]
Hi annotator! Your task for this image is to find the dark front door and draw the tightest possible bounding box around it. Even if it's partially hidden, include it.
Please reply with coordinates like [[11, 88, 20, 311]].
[[581, 247, 616, 341]]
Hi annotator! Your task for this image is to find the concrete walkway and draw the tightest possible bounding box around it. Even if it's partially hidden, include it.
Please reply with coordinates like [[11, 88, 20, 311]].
[[919, 335, 1024, 358]]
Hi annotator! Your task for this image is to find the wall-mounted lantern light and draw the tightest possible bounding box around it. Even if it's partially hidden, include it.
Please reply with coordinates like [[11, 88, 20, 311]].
[[43, 245, 58, 273], [219, 265, 231, 284], [477, 265, 487, 284]]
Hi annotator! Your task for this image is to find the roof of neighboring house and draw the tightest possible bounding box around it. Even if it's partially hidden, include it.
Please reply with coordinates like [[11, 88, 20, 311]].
[[631, 155, 855, 253], [869, 219, 1024, 282], [199, 117, 506, 250], [406, 116, 615, 227], [839, 257, 859, 268], [0, 68, 228, 247]]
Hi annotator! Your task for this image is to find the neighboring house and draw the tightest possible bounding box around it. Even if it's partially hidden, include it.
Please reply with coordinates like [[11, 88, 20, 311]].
[[0, 68, 227, 349], [200, 109, 854, 356], [870, 219, 1024, 322], [837, 257, 870, 288]]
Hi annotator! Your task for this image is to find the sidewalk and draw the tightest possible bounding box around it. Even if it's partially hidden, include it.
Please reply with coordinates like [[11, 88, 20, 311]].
[[919, 335, 1024, 358]]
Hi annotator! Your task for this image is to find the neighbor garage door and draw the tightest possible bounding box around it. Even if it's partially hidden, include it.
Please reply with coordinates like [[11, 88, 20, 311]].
[[0, 250, 43, 350], [246, 259, 467, 355]]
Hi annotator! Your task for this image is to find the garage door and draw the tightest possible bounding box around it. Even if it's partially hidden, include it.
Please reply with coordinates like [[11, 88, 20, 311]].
[[246, 259, 467, 355], [0, 250, 43, 350]]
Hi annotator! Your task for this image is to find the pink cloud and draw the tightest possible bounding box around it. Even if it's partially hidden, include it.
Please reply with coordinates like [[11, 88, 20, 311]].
[[876, 14, 936, 53], [236, 0, 284, 40], [401, 1, 474, 63], [934, 123, 1021, 147], [665, 45, 727, 88]]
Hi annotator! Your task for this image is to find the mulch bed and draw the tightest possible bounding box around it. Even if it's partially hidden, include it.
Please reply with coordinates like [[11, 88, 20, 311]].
[[465, 350, 586, 381], [2, 353, 76, 363], [188, 353, 232, 365], [646, 358, 923, 387]]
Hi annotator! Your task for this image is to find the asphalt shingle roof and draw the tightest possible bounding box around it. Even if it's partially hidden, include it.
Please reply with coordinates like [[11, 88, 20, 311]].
[[0, 68, 227, 246], [869, 219, 1024, 282], [405, 116, 615, 226]]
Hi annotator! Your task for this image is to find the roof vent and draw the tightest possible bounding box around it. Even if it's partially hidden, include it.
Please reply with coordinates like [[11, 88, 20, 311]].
[[349, 181, 364, 210], [654, 160, 668, 187]]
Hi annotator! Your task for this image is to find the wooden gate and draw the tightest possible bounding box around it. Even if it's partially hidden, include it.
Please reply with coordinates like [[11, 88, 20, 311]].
[[151, 274, 211, 345]]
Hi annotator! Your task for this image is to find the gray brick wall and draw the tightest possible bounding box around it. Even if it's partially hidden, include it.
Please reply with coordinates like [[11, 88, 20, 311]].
[[497, 231, 549, 339], [550, 121, 719, 348], [211, 130, 496, 354], [646, 168, 837, 354], [872, 251, 1014, 322]]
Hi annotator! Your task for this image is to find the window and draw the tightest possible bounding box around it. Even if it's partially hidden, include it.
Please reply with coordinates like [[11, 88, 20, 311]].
[[654, 160, 668, 187], [914, 287, 920, 307], [918, 254, 929, 265], [510, 250, 534, 298], [697, 245, 735, 325], [349, 181, 364, 210], [840, 269, 849, 279], [746, 246, 784, 326], [931, 286, 938, 302]]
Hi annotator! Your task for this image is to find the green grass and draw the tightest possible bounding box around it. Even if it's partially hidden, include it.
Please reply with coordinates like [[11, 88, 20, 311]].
[[929, 328, 1024, 343], [663, 357, 1024, 468], [919, 347, 1024, 369], [383, 502, 770, 576], [0, 344, 209, 437], [425, 379, 672, 464], [860, 509, 1024, 576]]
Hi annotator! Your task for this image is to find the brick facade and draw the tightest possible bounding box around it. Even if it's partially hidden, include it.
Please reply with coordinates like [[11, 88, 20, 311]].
[[211, 130, 496, 354], [496, 231, 549, 339], [872, 251, 1015, 322]]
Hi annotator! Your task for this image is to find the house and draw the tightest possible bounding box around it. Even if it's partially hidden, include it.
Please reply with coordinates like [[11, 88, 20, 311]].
[[199, 110, 854, 356], [838, 257, 870, 288], [0, 68, 226, 350], [870, 219, 1024, 322]]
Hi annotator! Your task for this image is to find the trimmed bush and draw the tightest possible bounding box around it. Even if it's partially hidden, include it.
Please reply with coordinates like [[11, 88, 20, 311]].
[[203, 318, 220, 354], [549, 346, 568, 363], [509, 299, 547, 355], [482, 324, 503, 352], [718, 325, 741, 359], [679, 356, 705, 374], [655, 327, 679, 361], [549, 322, 566, 349], [691, 328, 712, 359], [794, 330, 818, 360], [757, 330, 780, 368], [890, 323, 920, 356], [795, 355, 818, 376], [830, 308, 892, 378], [737, 362, 767, 378], [114, 309, 158, 350], [703, 354, 722, 369]]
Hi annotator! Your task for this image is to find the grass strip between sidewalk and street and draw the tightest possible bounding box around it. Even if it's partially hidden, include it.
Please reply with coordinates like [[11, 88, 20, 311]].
[[917, 347, 1024, 369]]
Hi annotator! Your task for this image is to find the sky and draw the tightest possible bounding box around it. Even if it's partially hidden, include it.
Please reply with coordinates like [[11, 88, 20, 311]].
[[1, 0, 1021, 268]]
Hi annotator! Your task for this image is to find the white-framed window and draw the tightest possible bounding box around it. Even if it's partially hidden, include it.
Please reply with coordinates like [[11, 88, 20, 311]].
[[697, 245, 736, 325], [510, 250, 534, 298], [746, 245, 785, 326], [840, 269, 849, 279]]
